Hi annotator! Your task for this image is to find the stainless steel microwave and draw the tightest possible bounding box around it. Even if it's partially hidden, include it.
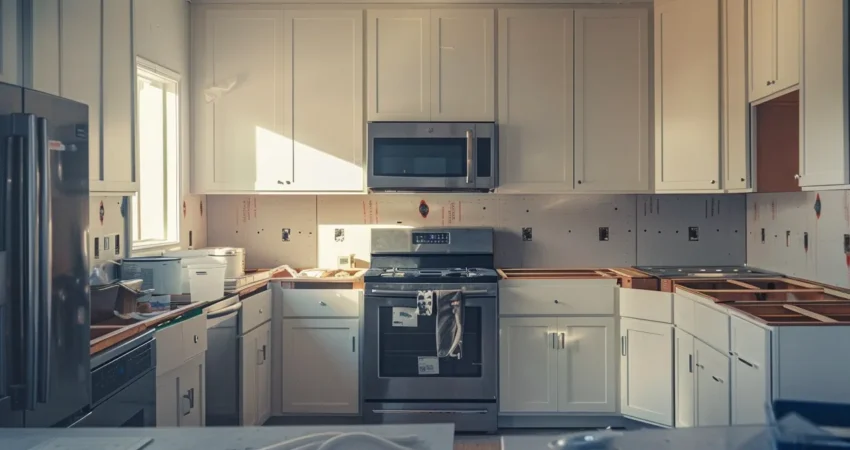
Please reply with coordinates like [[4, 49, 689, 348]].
[[367, 122, 497, 192]]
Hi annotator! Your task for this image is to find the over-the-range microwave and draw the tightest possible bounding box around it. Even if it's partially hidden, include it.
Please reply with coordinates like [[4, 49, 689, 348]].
[[367, 122, 497, 192]]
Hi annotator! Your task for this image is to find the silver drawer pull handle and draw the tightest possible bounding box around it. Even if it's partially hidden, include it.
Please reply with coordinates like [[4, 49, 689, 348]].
[[259, 308, 263, 314], [373, 409, 488, 415]]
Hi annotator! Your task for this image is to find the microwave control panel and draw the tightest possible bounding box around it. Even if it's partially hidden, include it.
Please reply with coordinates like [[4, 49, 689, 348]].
[[412, 232, 451, 245]]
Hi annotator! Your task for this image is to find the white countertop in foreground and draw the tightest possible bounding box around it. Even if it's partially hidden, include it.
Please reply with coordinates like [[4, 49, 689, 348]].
[[0, 424, 455, 450], [501, 426, 773, 450]]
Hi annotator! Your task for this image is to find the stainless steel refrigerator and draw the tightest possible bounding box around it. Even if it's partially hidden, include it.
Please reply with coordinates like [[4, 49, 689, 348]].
[[0, 82, 90, 427]]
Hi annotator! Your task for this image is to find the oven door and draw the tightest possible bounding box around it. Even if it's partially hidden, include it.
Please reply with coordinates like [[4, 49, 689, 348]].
[[367, 122, 496, 191], [363, 286, 497, 401]]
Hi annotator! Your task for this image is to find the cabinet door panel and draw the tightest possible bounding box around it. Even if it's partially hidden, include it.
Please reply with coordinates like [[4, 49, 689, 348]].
[[749, 0, 775, 101], [155, 374, 179, 427], [60, 0, 101, 185], [654, 0, 721, 191], [497, 9, 574, 192], [367, 10, 430, 121], [178, 356, 205, 427], [799, 0, 848, 186], [557, 317, 616, 413], [240, 327, 259, 426], [574, 9, 649, 192], [774, 0, 800, 92], [281, 318, 358, 414], [499, 317, 559, 413], [430, 9, 494, 121], [201, 8, 288, 191], [257, 322, 273, 424], [0, 0, 20, 84], [733, 356, 768, 425], [695, 339, 730, 427], [284, 9, 364, 192], [674, 329, 695, 427], [724, 0, 749, 190], [620, 318, 673, 426], [101, 0, 136, 192]]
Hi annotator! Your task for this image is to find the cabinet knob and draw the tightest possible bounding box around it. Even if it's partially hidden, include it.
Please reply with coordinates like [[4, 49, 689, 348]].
[[193, 335, 199, 343], [277, 180, 292, 185], [553, 299, 559, 304], [710, 180, 716, 184], [577, 180, 582, 185], [740, 177, 745, 182], [794, 174, 801, 180], [766, 81, 771, 86], [259, 308, 263, 314]]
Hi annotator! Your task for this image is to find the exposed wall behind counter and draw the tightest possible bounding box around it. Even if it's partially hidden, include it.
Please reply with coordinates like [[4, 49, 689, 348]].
[[206, 194, 746, 269], [747, 190, 850, 289]]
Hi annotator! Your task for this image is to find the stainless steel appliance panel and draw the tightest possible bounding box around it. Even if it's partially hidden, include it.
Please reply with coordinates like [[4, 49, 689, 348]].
[[371, 227, 494, 255], [362, 283, 498, 402], [363, 402, 497, 433], [367, 122, 497, 191], [22, 88, 90, 427], [205, 296, 242, 426]]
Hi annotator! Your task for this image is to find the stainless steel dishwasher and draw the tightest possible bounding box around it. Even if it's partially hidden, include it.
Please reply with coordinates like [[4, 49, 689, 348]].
[[205, 295, 241, 425]]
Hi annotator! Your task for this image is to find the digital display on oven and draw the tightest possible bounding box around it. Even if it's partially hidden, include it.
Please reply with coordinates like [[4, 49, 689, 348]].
[[412, 232, 450, 245]]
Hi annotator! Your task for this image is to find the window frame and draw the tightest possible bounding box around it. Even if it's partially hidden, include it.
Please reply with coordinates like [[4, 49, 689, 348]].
[[131, 57, 182, 251]]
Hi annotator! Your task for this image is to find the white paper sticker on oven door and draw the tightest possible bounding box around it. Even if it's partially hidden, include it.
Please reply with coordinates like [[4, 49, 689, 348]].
[[392, 307, 418, 327], [418, 356, 439, 375], [416, 291, 433, 316]]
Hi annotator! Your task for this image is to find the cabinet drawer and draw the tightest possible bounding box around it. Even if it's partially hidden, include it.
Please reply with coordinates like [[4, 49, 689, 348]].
[[694, 302, 729, 352], [282, 289, 361, 318], [618, 288, 672, 323], [242, 289, 272, 332], [182, 313, 208, 360], [673, 293, 695, 334], [499, 280, 616, 316]]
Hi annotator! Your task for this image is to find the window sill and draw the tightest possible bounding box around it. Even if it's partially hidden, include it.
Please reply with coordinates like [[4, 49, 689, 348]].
[[132, 240, 182, 256]]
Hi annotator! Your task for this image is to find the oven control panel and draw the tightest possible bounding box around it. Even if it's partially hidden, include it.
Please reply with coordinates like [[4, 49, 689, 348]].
[[412, 232, 450, 245]]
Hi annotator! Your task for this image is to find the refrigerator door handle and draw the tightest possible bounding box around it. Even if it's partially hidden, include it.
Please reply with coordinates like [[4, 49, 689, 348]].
[[22, 115, 39, 411], [36, 117, 51, 403]]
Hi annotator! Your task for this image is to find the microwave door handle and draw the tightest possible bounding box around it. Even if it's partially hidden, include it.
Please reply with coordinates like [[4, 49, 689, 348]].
[[465, 129, 475, 184]]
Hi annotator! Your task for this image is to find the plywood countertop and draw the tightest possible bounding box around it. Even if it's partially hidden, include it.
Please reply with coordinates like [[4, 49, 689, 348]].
[[497, 267, 655, 289]]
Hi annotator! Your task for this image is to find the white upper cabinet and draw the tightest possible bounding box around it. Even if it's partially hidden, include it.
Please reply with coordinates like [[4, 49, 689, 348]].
[[498, 9, 574, 193], [100, 0, 137, 193], [367, 9, 494, 122], [654, 0, 722, 192], [367, 10, 430, 121], [748, 0, 800, 102], [195, 7, 287, 192], [0, 0, 20, 84], [620, 318, 673, 426], [430, 9, 495, 122], [799, 0, 849, 187], [574, 9, 649, 192], [723, 0, 750, 191], [194, 6, 364, 193], [283, 9, 364, 192], [60, 0, 102, 188]]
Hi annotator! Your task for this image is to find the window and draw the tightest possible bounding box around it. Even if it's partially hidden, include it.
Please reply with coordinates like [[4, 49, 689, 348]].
[[132, 58, 180, 249]]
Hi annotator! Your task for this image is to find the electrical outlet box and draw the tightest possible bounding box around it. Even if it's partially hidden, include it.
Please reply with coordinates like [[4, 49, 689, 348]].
[[114, 233, 122, 256]]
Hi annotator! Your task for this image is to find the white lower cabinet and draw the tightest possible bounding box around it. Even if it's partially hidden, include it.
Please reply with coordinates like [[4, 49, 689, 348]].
[[730, 315, 771, 425], [241, 321, 272, 426], [156, 353, 206, 427], [280, 318, 359, 414], [500, 316, 616, 414], [694, 339, 730, 426], [620, 318, 673, 426], [674, 328, 695, 428]]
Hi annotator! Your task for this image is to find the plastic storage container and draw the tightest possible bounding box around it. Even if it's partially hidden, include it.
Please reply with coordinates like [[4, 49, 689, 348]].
[[188, 262, 226, 303], [121, 257, 182, 295]]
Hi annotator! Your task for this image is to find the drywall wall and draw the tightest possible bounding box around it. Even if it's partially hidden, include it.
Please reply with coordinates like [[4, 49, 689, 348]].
[[205, 193, 747, 269], [747, 190, 850, 288]]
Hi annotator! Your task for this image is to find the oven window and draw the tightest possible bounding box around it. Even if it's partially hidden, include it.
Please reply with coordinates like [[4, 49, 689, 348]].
[[378, 306, 482, 377], [122, 410, 146, 427], [372, 138, 491, 178]]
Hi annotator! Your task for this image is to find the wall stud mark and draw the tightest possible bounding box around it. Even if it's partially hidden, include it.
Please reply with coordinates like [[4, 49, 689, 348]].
[[761, 228, 765, 243], [804, 232, 809, 252], [522, 227, 532, 242], [282, 228, 291, 242], [688, 227, 699, 242], [844, 234, 850, 254], [786, 231, 791, 247]]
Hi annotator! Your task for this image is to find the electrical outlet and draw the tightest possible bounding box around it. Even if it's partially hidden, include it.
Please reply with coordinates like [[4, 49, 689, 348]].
[[598, 227, 609, 241], [102, 236, 110, 251], [688, 227, 700, 241], [94, 237, 100, 260], [114, 233, 121, 256], [522, 227, 532, 242]]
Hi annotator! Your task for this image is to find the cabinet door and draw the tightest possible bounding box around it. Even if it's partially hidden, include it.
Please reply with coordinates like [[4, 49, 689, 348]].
[[100, 0, 137, 193], [366, 10, 430, 121], [0, 0, 20, 84], [574, 9, 649, 192], [155, 373, 179, 427], [178, 355, 206, 427], [731, 316, 770, 425], [281, 318, 358, 414], [654, 0, 722, 191], [723, 0, 750, 190], [499, 317, 559, 413], [497, 9, 574, 193], [60, 0, 101, 186], [256, 322, 273, 425], [674, 328, 696, 428], [197, 8, 288, 192], [620, 318, 673, 426], [748, 0, 775, 101], [799, 0, 848, 187], [283, 9, 364, 192], [557, 317, 616, 413], [774, 0, 800, 92], [695, 339, 730, 427], [240, 326, 259, 426], [430, 9, 494, 122], [31, 0, 60, 95]]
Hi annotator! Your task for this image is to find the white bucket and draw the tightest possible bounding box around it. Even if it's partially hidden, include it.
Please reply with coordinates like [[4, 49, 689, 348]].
[[187, 263, 226, 303]]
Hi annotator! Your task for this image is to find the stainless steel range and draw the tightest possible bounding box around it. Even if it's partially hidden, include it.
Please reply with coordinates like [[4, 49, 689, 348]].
[[362, 228, 498, 433]]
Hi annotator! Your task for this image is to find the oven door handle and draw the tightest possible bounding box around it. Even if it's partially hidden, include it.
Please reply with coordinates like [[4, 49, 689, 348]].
[[368, 289, 491, 297], [372, 409, 490, 415], [465, 128, 475, 185]]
